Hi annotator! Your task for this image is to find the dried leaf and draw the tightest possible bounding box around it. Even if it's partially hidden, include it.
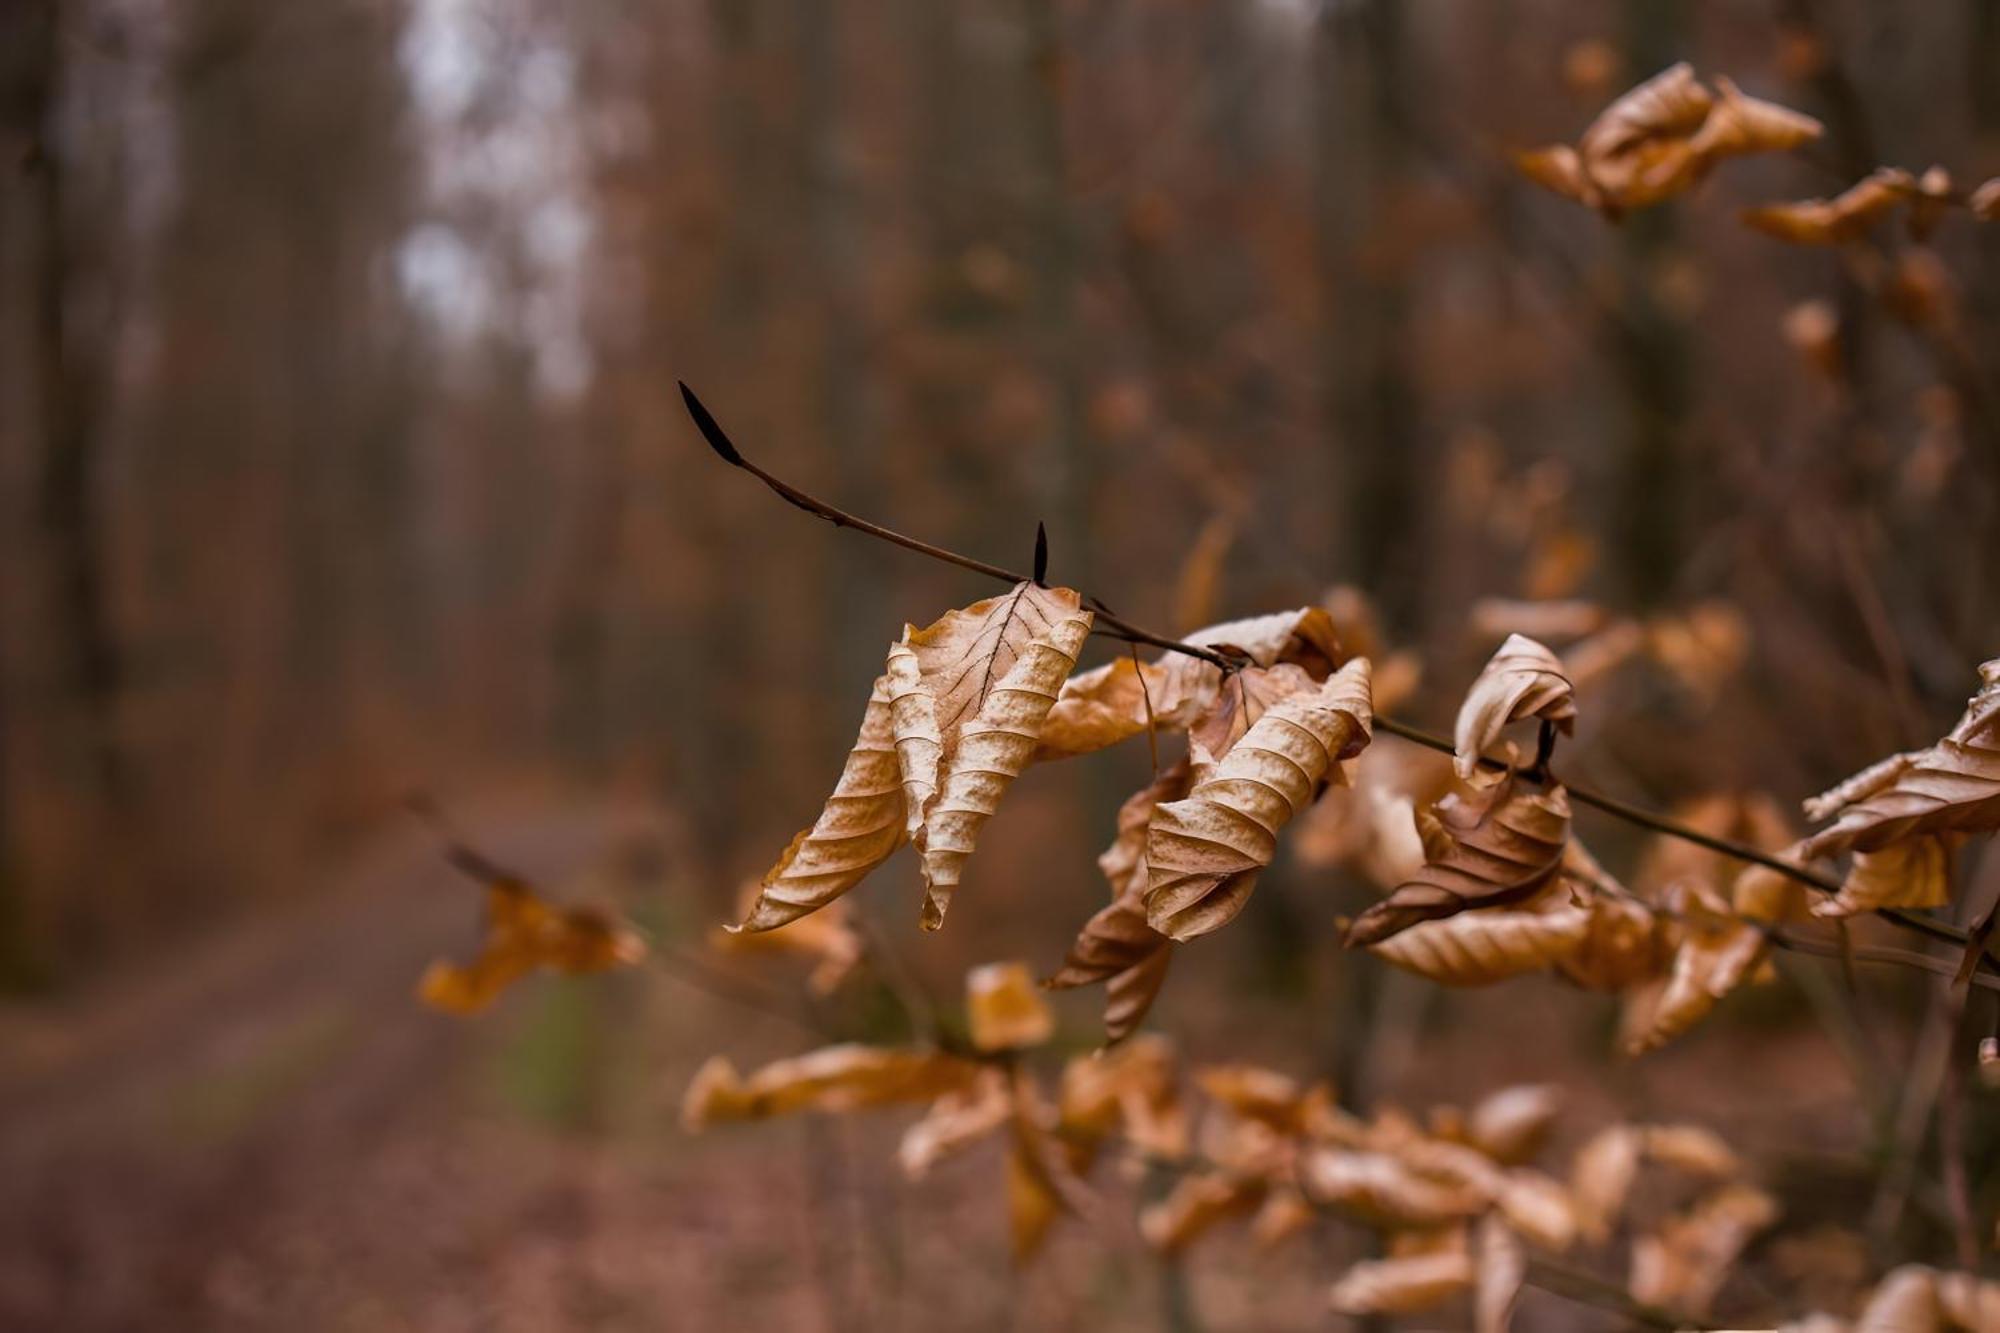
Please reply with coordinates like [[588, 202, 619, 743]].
[[1474, 1213, 1526, 1333], [1194, 1064, 1329, 1135], [1972, 178, 2000, 221], [711, 881, 863, 996], [1007, 1133, 1065, 1265], [1571, 1125, 1642, 1244], [1057, 1035, 1189, 1166], [1854, 1265, 2000, 1332], [1800, 659, 2000, 866], [1300, 1148, 1488, 1228], [1557, 876, 1672, 992], [967, 961, 1055, 1052], [1037, 607, 1342, 759], [1139, 1172, 1265, 1254], [1687, 76, 1824, 161], [1628, 1184, 1779, 1315], [898, 1068, 1013, 1177], [1470, 598, 1610, 643], [419, 878, 645, 1015], [1171, 512, 1238, 634], [1250, 1185, 1316, 1248], [1813, 834, 1956, 918], [734, 674, 906, 931], [1515, 145, 1605, 210], [1642, 1123, 1743, 1178], [1454, 634, 1578, 779], [1146, 660, 1374, 941], [1578, 62, 1714, 165], [1368, 887, 1592, 985], [1465, 1084, 1564, 1166], [1743, 167, 1917, 244], [902, 586, 1096, 928], [681, 1045, 978, 1130], [1347, 777, 1572, 948], [1328, 1244, 1473, 1317]]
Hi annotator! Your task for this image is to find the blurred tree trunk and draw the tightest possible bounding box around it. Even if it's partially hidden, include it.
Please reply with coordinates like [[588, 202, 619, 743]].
[[1608, 1, 1692, 608], [1313, 0, 1420, 632]]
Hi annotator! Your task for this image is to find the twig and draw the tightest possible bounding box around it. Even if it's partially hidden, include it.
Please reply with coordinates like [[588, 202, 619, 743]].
[[679, 385, 1994, 974]]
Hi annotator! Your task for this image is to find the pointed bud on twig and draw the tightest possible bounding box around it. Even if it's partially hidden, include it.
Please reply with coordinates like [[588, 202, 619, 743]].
[[679, 382, 744, 466]]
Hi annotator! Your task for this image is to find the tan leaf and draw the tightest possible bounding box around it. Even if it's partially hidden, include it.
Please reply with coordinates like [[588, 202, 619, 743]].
[[1578, 62, 1714, 165], [1146, 659, 1374, 941], [907, 587, 1095, 927], [967, 961, 1055, 1052], [1515, 145, 1605, 211], [1454, 635, 1578, 779], [1628, 862, 1802, 1053], [1743, 167, 1918, 244], [711, 880, 863, 995], [1037, 607, 1343, 759], [1347, 776, 1571, 948], [419, 877, 645, 1015], [681, 1044, 978, 1130], [1571, 1125, 1642, 1243], [1628, 1184, 1779, 1315], [1294, 736, 1448, 888], [1057, 1035, 1189, 1167], [898, 1068, 1013, 1177], [1139, 1171, 1266, 1254], [1972, 178, 2000, 221], [1187, 663, 1320, 778], [1300, 1148, 1488, 1228], [1194, 1064, 1329, 1135], [1171, 512, 1238, 634], [1557, 877, 1672, 991], [1250, 1186, 1317, 1248], [1800, 658, 2000, 862], [1368, 887, 1592, 986], [1813, 834, 1956, 918], [1328, 1245, 1474, 1317], [1470, 597, 1610, 643], [734, 674, 905, 931], [1854, 1265, 2000, 1332], [1474, 1213, 1527, 1333], [1687, 76, 1824, 161], [1049, 760, 1193, 1042], [1007, 1133, 1065, 1266], [1642, 1123, 1743, 1178], [1465, 1084, 1564, 1166]]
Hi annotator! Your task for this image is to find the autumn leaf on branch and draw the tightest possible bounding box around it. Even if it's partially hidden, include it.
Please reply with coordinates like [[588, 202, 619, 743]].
[[418, 868, 645, 1015], [1145, 658, 1374, 941], [1345, 775, 1571, 948], [710, 879, 863, 995], [1741, 167, 1919, 245], [681, 1044, 980, 1129], [1517, 63, 1821, 217]]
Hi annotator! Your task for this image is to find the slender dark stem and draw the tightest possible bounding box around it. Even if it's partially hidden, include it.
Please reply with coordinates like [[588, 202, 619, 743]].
[[680, 384, 1991, 972]]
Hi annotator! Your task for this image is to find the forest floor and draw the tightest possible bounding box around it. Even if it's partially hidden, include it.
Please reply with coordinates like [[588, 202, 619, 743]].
[[0, 797, 1888, 1332]]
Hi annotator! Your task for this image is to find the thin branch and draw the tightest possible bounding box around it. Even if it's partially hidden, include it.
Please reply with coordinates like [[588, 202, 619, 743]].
[[679, 385, 1992, 973]]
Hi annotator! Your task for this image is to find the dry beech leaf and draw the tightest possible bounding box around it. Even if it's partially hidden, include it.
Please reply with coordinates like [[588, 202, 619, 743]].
[[1628, 1183, 1779, 1315], [419, 877, 645, 1015], [681, 1044, 978, 1130], [1171, 511, 1239, 634], [1047, 760, 1193, 1042], [1346, 776, 1571, 948], [1454, 634, 1576, 780], [1146, 659, 1374, 941], [734, 674, 906, 931], [1743, 167, 1917, 245], [1800, 657, 2000, 876], [1474, 1213, 1526, 1333], [1687, 75, 1824, 161], [1971, 178, 2000, 221], [1629, 863, 1802, 1053], [898, 1068, 1013, 1177], [1037, 606, 1342, 759], [1194, 1064, 1331, 1135], [1642, 1124, 1742, 1178], [1470, 598, 1609, 643], [894, 583, 1096, 929], [1187, 663, 1321, 778], [1057, 1034, 1189, 1168], [967, 961, 1055, 1052], [1813, 833, 1955, 918], [1299, 1148, 1487, 1228], [710, 880, 862, 996], [1854, 1265, 2000, 1332], [1515, 145, 1605, 211], [1464, 1084, 1564, 1166], [1367, 1133, 1577, 1252], [1571, 1125, 1642, 1244], [1294, 736, 1448, 889], [1367, 885, 1593, 986], [1007, 1132, 1065, 1266], [1328, 1242, 1474, 1317], [1250, 1186, 1316, 1249], [1138, 1171, 1265, 1254], [1558, 880, 1672, 991]]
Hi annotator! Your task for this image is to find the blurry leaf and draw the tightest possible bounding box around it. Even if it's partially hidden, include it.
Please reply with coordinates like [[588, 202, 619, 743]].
[[1346, 777, 1571, 948], [1784, 299, 1845, 383], [1038, 607, 1343, 759], [1474, 1213, 1526, 1333], [1558, 876, 1673, 991], [681, 1045, 979, 1130], [1742, 167, 1917, 244], [733, 674, 906, 931], [1328, 1240, 1474, 1317], [1464, 1084, 1565, 1166], [419, 877, 645, 1015], [1800, 659, 2000, 869], [1294, 738, 1447, 889], [1686, 76, 1824, 162], [1972, 178, 2000, 221], [1194, 1064, 1330, 1135], [1007, 1133, 1065, 1265], [1048, 760, 1193, 1042], [711, 881, 862, 995], [1250, 1185, 1317, 1248], [1641, 1123, 1743, 1178], [1571, 1125, 1642, 1244], [1628, 1184, 1779, 1315], [1146, 660, 1374, 940], [1300, 1148, 1488, 1228], [1469, 598, 1609, 643], [1367, 887, 1592, 986], [1057, 1034, 1188, 1168], [1453, 635, 1577, 780], [966, 961, 1055, 1052], [893, 583, 1096, 929], [898, 1068, 1013, 1177], [1561, 619, 1649, 694], [1906, 166, 1957, 241], [1645, 601, 1750, 705], [1854, 1265, 2000, 1332], [1171, 512, 1238, 634], [1139, 1171, 1265, 1254], [1813, 833, 1956, 918]]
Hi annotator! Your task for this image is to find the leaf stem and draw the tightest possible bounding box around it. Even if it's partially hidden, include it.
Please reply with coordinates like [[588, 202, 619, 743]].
[[681, 384, 1993, 974]]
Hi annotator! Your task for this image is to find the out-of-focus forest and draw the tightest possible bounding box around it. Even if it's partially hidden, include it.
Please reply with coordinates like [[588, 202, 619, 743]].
[[4, 0, 2000, 1328]]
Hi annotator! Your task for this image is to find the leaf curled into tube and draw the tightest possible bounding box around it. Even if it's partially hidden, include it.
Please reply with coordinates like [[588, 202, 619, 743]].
[[1454, 634, 1576, 779]]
